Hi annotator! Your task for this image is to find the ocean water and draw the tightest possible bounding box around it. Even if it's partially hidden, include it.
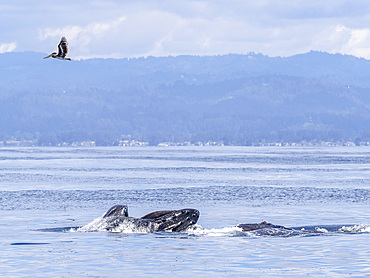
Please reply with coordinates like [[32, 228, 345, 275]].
[[1, 146, 370, 277]]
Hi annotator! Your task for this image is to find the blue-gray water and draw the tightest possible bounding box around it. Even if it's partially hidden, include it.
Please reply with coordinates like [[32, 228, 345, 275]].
[[1, 146, 370, 277]]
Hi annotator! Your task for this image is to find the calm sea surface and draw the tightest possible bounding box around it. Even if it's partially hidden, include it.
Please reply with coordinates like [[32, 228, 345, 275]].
[[1, 146, 370, 277]]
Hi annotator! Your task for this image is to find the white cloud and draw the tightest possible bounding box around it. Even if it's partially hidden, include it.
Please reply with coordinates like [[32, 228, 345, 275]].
[[39, 16, 126, 58], [0, 42, 16, 53], [340, 27, 370, 58], [4, 1, 370, 58], [309, 24, 370, 58]]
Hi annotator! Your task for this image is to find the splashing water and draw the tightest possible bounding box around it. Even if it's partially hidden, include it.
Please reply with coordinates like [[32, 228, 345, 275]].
[[338, 224, 370, 233], [77, 216, 153, 233]]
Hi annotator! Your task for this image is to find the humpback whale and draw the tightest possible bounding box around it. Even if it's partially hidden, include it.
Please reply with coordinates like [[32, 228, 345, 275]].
[[237, 221, 289, 232], [79, 205, 200, 233], [237, 221, 324, 233]]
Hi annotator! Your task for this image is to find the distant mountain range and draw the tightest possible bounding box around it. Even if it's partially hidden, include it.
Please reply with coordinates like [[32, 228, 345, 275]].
[[1, 51, 370, 146]]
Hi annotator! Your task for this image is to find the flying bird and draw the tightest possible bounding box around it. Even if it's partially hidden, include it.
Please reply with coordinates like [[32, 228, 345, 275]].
[[43, 36, 71, 60]]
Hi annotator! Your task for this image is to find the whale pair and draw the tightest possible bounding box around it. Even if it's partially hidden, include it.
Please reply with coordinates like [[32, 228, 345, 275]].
[[80, 205, 200, 233], [82, 205, 325, 234], [82, 206, 301, 234]]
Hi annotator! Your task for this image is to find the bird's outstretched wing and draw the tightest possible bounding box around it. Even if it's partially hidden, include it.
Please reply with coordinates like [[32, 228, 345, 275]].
[[57, 36, 68, 57]]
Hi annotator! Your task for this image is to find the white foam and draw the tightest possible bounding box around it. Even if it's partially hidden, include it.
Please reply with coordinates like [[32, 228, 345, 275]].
[[77, 217, 107, 232], [187, 225, 249, 237], [314, 227, 329, 233], [338, 224, 370, 233], [77, 216, 152, 233]]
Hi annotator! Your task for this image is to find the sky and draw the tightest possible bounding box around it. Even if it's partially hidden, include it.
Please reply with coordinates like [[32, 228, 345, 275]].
[[1, 0, 370, 59]]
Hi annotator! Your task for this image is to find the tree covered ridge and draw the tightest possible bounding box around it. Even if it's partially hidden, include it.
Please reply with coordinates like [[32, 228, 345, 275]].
[[1, 51, 370, 146]]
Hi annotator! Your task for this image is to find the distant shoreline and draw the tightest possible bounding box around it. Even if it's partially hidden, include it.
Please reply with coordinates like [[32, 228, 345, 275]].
[[1, 140, 369, 147]]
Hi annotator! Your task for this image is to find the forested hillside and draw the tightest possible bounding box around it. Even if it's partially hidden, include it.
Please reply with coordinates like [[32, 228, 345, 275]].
[[1, 51, 370, 146]]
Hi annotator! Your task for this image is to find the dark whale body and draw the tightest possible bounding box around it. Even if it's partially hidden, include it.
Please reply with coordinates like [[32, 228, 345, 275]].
[[237, 222, 288, 232], [88, 205, 200, 233], [237, 221, 324, 233]]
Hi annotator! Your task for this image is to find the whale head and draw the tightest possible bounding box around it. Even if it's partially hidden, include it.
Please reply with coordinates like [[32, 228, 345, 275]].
[[87, 205, 199, 233], [145, 208, 200, 232]]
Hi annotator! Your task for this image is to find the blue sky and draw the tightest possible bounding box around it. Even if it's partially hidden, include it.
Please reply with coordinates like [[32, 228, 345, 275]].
[[1, 0, 370, 59]]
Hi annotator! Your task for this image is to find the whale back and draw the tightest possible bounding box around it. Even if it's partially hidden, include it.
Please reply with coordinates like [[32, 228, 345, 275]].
[[237, 222, 288, 232]]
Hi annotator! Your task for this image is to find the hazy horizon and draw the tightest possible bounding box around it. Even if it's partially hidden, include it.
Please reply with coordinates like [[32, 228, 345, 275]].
[[3, 49, 369, 62]]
